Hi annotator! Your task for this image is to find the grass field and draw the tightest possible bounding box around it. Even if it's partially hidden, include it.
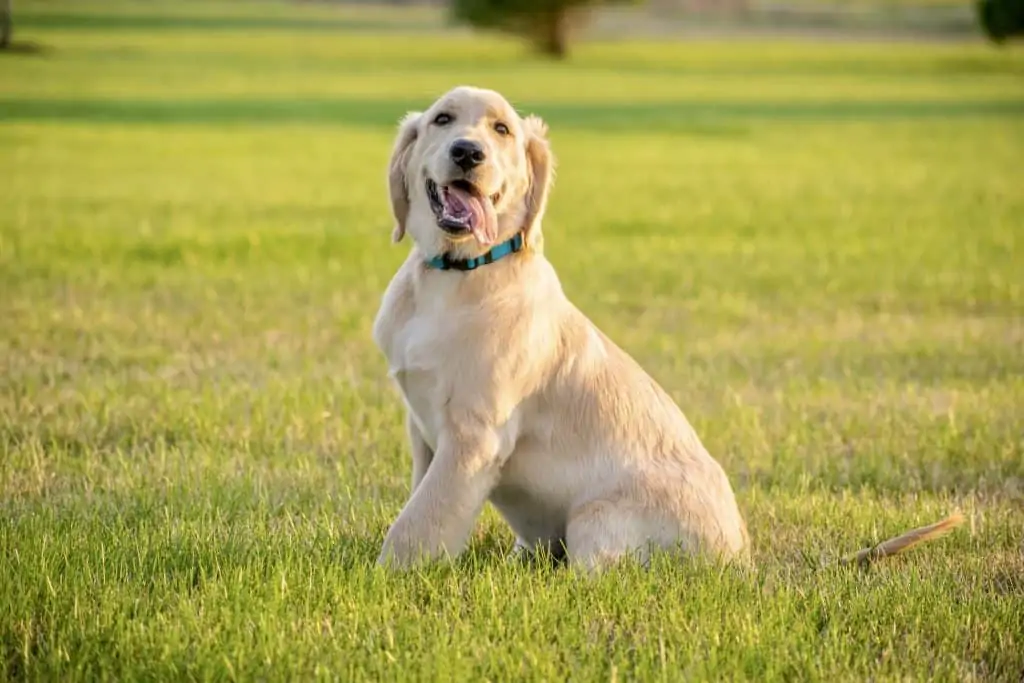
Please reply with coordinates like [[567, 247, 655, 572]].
[[1, 1, 1023, 680]]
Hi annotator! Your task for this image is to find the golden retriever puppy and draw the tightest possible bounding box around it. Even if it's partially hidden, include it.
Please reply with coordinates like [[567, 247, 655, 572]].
[[372, 85, 962, 572], [372, 85, 749, 572]]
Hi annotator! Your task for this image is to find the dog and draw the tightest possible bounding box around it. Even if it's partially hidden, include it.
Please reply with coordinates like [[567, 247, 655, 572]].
[[372, 85, 962, 572]]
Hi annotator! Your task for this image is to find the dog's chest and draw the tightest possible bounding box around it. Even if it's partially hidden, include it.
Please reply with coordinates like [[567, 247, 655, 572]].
[[384, 312, 457, 450]]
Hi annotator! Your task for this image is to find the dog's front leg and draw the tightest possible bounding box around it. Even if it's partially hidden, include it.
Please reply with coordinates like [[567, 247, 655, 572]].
[[405, 413, 434, 493], [378, 428, 502, 568]]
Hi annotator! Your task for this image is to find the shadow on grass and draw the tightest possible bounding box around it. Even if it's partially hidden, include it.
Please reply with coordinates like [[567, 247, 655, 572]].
[[0, 41, 49, 57], [574, 54, 1024, 80], [1, 97, 1021, 131]]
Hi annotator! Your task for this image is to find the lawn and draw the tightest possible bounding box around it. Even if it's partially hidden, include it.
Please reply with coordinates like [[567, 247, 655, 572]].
[[1, 1, 1023, 680]]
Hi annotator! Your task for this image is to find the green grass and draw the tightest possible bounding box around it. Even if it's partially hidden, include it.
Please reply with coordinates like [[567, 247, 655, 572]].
[[1, 1, 1023, 680]]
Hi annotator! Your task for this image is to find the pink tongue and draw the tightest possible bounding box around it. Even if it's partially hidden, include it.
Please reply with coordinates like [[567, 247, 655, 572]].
[[445, 185, 497, 246]]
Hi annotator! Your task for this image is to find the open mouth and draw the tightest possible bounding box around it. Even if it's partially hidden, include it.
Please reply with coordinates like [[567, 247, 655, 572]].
[[426, 178, 501, 245]]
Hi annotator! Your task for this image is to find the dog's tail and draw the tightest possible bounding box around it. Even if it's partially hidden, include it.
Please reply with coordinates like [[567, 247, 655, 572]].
[[838, 512, 965, 567]]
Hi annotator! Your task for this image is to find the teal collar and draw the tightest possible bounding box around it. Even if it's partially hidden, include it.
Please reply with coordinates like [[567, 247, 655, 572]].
[[425, 233, 524, 271]]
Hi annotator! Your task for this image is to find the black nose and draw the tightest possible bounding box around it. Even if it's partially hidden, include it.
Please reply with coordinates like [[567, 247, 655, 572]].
[[450, 139, 485, 171]]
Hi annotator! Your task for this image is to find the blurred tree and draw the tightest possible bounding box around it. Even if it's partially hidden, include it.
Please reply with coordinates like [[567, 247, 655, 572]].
[[977, 0, 1024, 41], [451, 0, 640, 58], [0, 0, 11, 50]]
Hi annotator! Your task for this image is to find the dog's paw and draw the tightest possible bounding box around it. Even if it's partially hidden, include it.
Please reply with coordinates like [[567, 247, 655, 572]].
[[377, 523, 436, 569], [376, 536, 414, 569]]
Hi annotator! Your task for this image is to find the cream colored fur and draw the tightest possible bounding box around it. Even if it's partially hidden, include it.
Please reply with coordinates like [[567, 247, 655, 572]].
[[373, 85, 749, 572], [372, 85, 961, 572]]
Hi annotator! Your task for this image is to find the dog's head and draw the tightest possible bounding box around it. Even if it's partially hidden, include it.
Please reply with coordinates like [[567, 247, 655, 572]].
[[387, 86, 554, 259]]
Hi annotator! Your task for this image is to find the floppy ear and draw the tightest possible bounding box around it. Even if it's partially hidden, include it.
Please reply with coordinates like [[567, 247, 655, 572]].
[[387, 111, 423, 243], [521, 115, 555, 250]]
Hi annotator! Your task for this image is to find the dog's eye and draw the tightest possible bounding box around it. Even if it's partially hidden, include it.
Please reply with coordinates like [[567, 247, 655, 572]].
[[433, 113, 452, 126], [494, 122, 510, 136]]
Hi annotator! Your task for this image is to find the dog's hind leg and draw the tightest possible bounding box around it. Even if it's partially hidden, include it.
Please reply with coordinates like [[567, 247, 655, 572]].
[[565, 499, 660, 573]]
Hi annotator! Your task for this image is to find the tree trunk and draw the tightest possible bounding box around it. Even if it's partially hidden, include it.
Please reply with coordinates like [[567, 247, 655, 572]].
[[536, 8, 570, 59], [0, 0, 12, 50]]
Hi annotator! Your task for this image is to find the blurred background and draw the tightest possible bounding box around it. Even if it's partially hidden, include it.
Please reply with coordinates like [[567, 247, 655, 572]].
[[4, 0, 1024, 56]]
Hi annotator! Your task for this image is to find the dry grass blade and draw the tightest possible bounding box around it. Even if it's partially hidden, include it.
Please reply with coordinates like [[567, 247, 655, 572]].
[[839, 512, 966, 567]]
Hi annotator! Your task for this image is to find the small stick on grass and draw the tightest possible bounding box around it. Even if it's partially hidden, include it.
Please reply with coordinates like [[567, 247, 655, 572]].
[[839, 513, 965, 568]]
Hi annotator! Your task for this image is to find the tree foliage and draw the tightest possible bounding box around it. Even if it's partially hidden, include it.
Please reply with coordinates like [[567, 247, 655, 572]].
[[977, 0, 1024, 42], [451, 0, 641, 58]]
